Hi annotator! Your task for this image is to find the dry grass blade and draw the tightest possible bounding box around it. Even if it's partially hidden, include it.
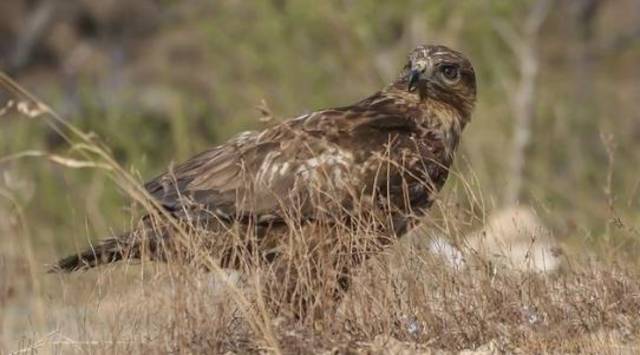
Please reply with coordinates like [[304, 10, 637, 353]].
[[0, 150, 114, 170], [0, 71, 284, 353]]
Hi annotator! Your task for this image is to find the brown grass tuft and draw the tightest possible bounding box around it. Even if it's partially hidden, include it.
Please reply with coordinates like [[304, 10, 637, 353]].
[[2, 73, 640, 354]]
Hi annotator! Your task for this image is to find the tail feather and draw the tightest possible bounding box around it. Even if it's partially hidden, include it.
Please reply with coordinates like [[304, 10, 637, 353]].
[[49, 236, 132, 273]]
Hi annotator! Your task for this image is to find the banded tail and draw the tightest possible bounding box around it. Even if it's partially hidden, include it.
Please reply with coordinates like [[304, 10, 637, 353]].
[[49, 234, 137, 273]]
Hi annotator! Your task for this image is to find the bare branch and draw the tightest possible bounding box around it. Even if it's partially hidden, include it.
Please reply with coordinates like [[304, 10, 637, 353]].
[[492, 0, 553, 206], [9, 0, 57, 72]]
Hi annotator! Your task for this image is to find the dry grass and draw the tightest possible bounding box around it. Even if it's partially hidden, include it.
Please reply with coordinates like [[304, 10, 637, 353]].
[[2, 73, 640, 355], [5, 244, 640, 354]]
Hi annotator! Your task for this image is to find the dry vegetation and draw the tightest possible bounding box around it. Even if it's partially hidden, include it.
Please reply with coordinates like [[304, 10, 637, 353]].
[[1, 79, 639, 354], [2, 0, 640, 354]]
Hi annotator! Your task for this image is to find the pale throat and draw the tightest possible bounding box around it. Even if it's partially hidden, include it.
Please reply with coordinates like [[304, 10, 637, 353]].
[[422, 98, 467, 158]]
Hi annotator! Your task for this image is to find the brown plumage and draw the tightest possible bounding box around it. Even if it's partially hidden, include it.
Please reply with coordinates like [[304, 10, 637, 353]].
[[52, 45, 477, 277]]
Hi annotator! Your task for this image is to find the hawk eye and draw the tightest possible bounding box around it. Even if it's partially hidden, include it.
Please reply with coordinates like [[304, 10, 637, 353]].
[[440, 64, 460, 83]]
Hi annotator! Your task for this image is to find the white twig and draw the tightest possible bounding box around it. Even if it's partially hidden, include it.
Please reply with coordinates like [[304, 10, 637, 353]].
[[494, 0, 552, 206]]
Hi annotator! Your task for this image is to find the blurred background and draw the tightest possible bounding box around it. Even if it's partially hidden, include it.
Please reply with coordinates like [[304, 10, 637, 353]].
[[1, 0, 640, 348]]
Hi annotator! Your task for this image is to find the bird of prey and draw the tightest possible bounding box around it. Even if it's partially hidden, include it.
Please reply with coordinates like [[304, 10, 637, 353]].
[[52, 45, 477, 282]]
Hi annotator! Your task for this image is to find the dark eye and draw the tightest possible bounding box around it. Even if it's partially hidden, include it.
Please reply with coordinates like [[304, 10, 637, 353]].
[[441, 64, 460, 82]]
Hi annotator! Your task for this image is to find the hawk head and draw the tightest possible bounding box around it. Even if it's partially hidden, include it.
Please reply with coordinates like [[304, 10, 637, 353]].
[[404, 45, 477, 117]]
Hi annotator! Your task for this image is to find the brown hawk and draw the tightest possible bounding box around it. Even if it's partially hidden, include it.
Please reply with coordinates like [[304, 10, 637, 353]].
[[52, 45, 477, 282]]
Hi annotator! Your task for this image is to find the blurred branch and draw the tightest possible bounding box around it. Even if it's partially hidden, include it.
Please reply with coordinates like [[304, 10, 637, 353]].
[[572, 0, 640, 60], [492, 0, 552, 206], [9, 0, 57, 72], [600, 24, 640, 55], [602, 0, 640, 55], [568, 0, 599, 102]]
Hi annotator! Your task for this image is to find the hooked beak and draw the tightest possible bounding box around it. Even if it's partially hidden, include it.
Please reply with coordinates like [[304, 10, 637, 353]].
[[408, 69, 421, 92], [407, 60, 430, 92]]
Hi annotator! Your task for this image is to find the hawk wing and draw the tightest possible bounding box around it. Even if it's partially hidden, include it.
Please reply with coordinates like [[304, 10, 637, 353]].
[[144, 92, 434, 226], [144, 129, 266, 218], [144, 111, 361, 224]]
